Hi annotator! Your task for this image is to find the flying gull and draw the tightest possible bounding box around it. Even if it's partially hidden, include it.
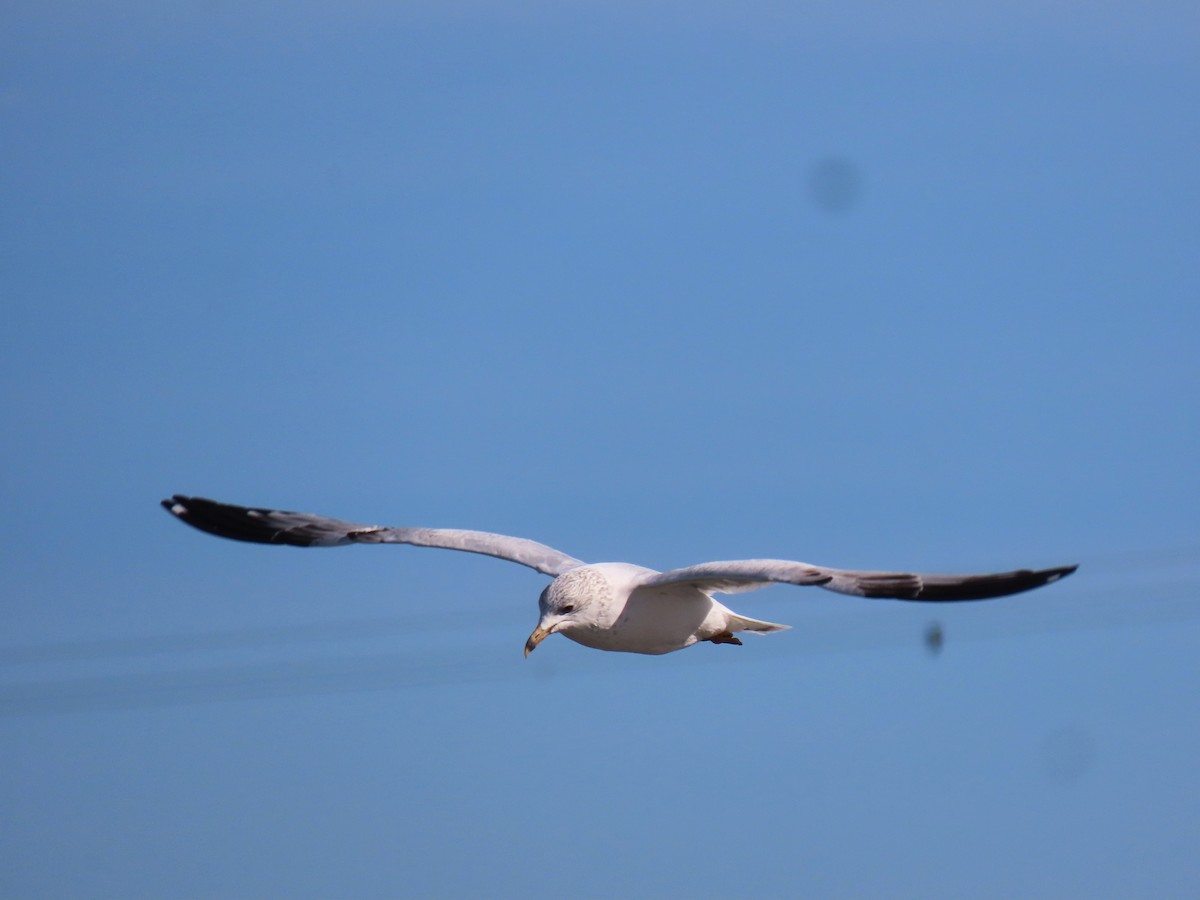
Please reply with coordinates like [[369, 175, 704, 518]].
[[162, 495, 1077, 656]]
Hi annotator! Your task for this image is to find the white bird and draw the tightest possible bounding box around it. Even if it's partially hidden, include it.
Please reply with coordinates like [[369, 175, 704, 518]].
[[162, 495, 1077, 656]]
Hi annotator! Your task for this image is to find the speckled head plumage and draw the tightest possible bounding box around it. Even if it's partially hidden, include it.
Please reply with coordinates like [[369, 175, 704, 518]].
[[526, 566, 619, 656], [539, 567, 613, 615]]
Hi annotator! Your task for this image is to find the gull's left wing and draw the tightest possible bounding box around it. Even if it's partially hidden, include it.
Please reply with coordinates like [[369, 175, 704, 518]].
[[639, 558, 1078, 601], [162, 495, 586, 578]]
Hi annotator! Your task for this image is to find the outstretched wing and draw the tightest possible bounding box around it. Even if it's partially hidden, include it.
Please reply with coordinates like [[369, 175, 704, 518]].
[[162, 495, 586, 578], [639, 558, 1077, 601]]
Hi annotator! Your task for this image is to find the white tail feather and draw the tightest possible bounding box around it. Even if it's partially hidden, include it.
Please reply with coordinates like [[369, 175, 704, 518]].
[[727, 612, 790, 634]]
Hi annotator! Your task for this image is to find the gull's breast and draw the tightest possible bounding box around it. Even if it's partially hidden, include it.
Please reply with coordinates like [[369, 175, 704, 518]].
[[564, 571, 717, 655]]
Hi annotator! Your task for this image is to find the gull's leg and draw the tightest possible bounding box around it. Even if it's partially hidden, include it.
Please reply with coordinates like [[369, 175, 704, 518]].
[[708, 631, 743, 646]]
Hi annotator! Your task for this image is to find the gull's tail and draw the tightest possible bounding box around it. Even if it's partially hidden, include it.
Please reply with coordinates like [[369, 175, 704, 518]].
[[727, 612, 790, 635]]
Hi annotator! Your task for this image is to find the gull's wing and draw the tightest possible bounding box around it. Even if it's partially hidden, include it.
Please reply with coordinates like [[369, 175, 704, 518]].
[[162, 495, 586, 578], [639, 559, 1078, 601]]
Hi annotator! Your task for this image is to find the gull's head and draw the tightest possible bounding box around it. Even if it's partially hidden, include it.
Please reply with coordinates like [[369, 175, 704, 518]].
[[524, 568, 610, 657], [524, 584, 582, 657]]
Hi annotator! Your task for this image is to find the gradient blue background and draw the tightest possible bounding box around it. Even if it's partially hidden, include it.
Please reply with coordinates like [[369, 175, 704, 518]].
[[3, 2, 1198, 897]]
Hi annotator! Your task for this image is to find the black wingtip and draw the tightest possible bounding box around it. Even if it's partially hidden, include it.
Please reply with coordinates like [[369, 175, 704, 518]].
[[160, 494, 286, 544], [162, 494, 206, 521], [161, 494, 345, 547], [915, 563, 1080, 601]]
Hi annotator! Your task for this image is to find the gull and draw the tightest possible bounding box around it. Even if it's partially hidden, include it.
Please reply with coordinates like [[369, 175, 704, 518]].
[[162, 495, 1078, 656]]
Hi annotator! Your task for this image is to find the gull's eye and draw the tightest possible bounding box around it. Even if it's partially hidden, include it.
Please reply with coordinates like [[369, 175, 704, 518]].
[[560, 604, 576, 614]]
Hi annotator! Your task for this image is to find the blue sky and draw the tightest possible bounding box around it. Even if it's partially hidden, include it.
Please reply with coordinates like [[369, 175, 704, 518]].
[[2, 2, 1198, 897]]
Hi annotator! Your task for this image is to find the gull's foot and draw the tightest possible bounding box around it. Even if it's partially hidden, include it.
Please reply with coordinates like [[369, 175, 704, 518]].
[[708, 631, 743, 646]]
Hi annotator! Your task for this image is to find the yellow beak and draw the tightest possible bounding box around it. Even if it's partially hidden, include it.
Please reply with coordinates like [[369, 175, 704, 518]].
[[524, 624, 553, 658]]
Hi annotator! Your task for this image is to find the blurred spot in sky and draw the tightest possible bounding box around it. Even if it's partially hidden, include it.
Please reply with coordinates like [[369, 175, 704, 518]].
[[808, 156, 863, 213], [924, 621, 945, 656]]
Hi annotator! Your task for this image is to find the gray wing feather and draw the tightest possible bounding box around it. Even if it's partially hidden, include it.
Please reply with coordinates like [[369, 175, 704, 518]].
[[638, 560, 833, 595], [640, 559, 1077, 601], [162, 495, 586, 578]]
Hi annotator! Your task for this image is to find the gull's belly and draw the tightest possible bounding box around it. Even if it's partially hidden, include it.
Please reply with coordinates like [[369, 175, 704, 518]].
[[563, 584, 718, 655]]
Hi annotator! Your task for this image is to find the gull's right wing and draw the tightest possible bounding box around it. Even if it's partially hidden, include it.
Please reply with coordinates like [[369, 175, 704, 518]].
[[162, 495, 587, 578]]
